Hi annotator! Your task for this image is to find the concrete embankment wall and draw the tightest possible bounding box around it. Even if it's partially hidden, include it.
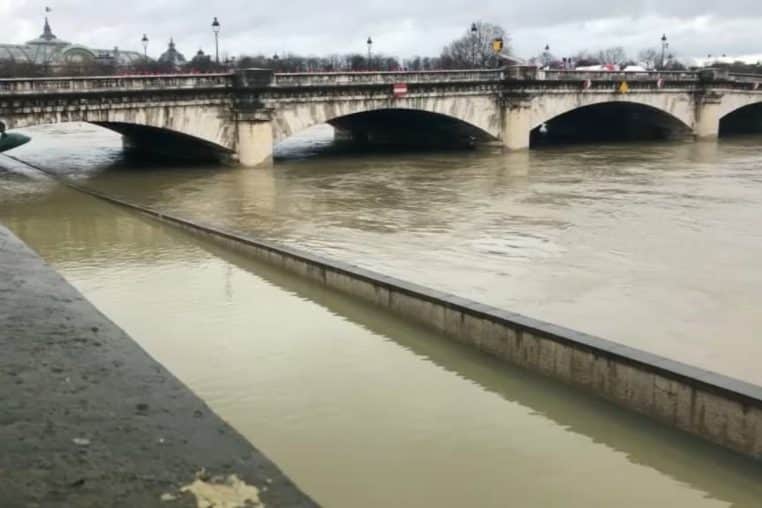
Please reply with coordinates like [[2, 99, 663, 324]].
[[81, 192, 762, 463], [9, 160, 761, 463], [0, 225, 317, 507]]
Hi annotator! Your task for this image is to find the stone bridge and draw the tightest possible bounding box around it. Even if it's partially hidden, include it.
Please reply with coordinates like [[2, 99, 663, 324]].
[[1, 67, 762, 166]]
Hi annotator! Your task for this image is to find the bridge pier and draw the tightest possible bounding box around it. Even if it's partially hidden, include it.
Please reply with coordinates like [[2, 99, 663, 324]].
[[501, 98, 532, 151], [694, 93, 724, 139], [236, 118, 274, 167]]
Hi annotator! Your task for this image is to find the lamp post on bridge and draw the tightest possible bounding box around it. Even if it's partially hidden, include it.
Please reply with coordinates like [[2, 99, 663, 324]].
[[212, 17, 221, 64], [542, 44, 551, 67], [660, 33, 668, 70], [367, 36, 373, 71], [141, 34, 149, 60], [470, 22, 478, 67]]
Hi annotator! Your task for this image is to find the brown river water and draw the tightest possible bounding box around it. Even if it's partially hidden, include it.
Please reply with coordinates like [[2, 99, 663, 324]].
[[1, 123, 761, 506]]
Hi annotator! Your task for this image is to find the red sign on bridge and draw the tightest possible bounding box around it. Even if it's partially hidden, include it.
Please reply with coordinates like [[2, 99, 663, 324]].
[[393, 82, 408, 98]]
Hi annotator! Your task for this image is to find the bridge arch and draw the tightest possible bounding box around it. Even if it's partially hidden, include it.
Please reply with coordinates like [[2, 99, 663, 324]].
[[93, 122, 233, 160], [530, 95, 694, 131], [270, 95, 502, 147], [1, 103, 236, 160], [530, 97, 694, 145], [718, 97, 762, 136]]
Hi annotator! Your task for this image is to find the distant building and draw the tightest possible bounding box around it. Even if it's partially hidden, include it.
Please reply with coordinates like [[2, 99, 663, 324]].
[[158, 39, 187, 69], [191, 49, 211, 66], [0, 17, 143, 68]]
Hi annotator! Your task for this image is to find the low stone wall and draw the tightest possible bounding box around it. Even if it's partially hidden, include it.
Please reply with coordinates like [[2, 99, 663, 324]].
[[23, 175, 762, 462], [0, 224, 317, 507]]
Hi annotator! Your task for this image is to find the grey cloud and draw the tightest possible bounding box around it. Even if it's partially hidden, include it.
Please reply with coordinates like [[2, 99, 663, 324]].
[[4, 0, 762, 60]]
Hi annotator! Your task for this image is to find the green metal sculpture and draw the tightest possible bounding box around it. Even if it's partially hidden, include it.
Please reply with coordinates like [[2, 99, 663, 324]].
[[0, 121, 31, 153]]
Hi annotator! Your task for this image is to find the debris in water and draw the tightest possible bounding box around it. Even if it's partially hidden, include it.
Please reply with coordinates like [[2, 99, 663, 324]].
[[72, 437, 90, 446], [179, 473, 263, 508]]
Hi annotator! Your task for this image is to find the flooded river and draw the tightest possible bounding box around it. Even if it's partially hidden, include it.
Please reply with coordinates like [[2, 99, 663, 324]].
[[1, 124, 761, 506]]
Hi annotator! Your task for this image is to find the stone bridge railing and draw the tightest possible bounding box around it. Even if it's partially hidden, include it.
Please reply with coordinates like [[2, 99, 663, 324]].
[[727, 72, 762, 84], [540, 69, 700, 81], [1, 68, 759, 96], [521, 66, 759, 86], [0, 73, 233, 95], [271, 69, 504, 87]]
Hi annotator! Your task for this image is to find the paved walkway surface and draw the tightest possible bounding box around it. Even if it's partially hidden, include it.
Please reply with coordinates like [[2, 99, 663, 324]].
[[0, 225, 318, 507]]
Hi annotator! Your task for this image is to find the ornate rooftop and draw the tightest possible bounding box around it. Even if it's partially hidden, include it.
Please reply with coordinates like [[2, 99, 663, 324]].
[[0, 17, 142, 67]]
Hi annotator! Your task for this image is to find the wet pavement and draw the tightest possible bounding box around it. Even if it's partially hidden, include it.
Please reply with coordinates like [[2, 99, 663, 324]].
[[0, 225, 316, 507]]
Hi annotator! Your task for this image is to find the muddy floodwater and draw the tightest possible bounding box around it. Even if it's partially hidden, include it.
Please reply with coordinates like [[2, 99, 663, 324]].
[[1, 124, 762, 506]]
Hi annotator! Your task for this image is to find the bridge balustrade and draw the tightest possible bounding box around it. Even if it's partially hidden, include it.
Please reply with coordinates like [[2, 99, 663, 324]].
[[727, 73, 762, 84], [0, 74, 233, 95], [2, 69, 757, 95], [540, 70, 700, 82], [272, 69, 504, 87]]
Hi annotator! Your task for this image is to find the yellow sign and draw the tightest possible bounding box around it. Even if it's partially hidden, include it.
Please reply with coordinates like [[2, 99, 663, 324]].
[[491, 38, 504, 54], [618, 81, 630, 94]]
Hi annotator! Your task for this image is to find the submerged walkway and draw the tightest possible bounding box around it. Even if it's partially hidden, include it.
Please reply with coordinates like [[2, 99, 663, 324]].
[[0, 225, 316, 507]]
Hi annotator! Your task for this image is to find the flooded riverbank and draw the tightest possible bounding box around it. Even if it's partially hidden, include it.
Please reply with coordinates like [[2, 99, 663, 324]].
[[2, 132, 762, 505], [8, 123, 762, 384], [0, 129, 762, 507]]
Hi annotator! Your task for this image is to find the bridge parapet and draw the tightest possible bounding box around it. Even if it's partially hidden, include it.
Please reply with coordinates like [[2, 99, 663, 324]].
[[726, 72, 762, 85], [0, 73, 233, 95], [540, 69, 699, 82], [513, 67, 760, 88], [272, 69, 504, 87]]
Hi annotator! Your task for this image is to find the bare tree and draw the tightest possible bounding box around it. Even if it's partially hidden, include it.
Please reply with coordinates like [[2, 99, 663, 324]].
[[572, 50, 600, 67], [637, 48, 659, 69], [597, 46, 628, 65], [440, 21, 510, 68]]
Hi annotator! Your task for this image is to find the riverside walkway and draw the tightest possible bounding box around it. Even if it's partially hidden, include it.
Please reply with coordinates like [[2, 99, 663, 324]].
[[0, 225, 316, 507]]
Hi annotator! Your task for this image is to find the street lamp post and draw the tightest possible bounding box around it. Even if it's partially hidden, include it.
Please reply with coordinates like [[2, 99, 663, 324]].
[[212, 17, 221, 64], [660, 33, 668, 69], [141, 34, 149, 59], [367, 36, 373, 70], [470, 22, 478, 67]]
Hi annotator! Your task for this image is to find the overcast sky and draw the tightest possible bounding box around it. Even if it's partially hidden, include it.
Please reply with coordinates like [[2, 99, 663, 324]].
[[3, 0, 762, 62]]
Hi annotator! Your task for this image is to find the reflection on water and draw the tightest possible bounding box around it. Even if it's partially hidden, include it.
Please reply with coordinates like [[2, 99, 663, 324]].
[[1, 173, 761, 507], [7, 123, 762, 384]]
